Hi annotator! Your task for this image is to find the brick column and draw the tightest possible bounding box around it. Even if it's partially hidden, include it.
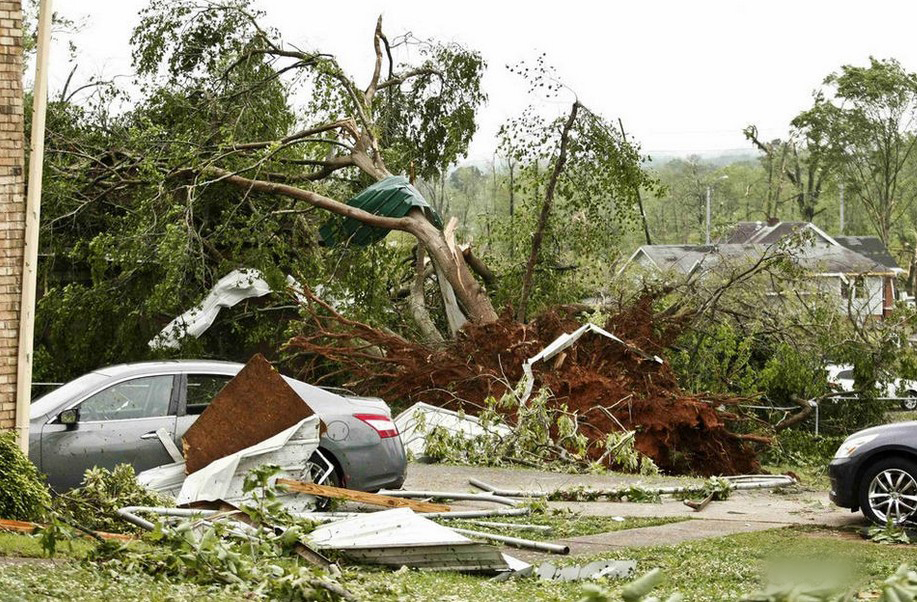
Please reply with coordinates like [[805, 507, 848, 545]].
[[0, 0, 23, 430]]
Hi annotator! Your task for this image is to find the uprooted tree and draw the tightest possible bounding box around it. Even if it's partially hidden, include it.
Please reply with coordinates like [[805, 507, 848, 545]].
[[36, 0, 661, 377]]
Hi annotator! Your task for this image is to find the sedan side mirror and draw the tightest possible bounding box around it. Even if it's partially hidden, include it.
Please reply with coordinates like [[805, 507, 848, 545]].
[[58, 408, 79, 428]]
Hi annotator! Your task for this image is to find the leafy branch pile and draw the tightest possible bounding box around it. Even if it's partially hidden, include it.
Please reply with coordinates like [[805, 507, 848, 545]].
[[419, 388, 659, 475], [43, 465, 352, 601], [52, 464, 173, 533]]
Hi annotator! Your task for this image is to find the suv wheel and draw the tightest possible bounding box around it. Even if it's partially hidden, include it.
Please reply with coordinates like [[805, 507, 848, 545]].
[[901, 393, 917, 411], [858, 456, 917, 525]]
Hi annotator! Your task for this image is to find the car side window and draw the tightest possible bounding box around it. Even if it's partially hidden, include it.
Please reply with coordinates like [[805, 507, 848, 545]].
[[186, 374, 232, 415], [838, 370, 854, 380], [78, 375, 174, 421]]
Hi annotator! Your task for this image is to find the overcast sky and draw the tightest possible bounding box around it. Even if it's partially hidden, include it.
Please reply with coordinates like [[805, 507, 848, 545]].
[[47, 0, 917, 163]]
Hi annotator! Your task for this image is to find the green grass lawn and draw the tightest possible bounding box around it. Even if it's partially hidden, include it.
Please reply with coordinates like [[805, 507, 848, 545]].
[[2, 525, 912, 601], [346, 526, 916, 602]]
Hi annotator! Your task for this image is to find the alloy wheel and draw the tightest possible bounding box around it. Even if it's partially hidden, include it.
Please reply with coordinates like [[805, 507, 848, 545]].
[[868, 468, 917, 524]]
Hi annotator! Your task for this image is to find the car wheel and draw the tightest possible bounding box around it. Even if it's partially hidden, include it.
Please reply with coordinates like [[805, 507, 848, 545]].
[[858, 456, 917, 525], [306, 450, 341, 510], [901, 393, 917, 411]]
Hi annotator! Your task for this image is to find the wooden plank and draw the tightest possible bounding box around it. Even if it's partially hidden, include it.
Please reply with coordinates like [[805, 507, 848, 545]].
[[0, 518, 134, 541], [276, 479, 450, 513]]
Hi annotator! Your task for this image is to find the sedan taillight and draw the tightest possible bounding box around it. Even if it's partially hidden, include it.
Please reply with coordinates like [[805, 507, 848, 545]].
[[353, 413, 399, 438]]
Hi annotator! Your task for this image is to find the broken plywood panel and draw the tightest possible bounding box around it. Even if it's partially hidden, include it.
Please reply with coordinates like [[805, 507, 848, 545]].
[[182, 354, 314, 474]]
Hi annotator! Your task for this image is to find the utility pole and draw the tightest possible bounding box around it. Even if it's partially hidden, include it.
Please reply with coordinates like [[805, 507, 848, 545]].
[[15, 0, 52, 453], [705, 185, 712, 245], [705, 175, 728, 245], [839, 183, 845, 234]]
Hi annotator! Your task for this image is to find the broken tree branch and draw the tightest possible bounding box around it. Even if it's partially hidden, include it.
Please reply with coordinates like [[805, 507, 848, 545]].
[[517, 101, 580, 322]]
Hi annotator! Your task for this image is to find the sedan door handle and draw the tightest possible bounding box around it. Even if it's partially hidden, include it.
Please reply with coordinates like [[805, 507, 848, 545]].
[[141, 428, 183, 463]]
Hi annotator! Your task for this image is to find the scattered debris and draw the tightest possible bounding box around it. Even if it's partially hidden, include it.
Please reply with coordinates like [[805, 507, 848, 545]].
[[181, 353, 314, 474], [683, 476, 734, 512], [469, 474, 795, 502], [153, 427, 183, 463], [0, 518, 132, 541], [451, 526, 569, 554], [519, 323, 663, 405], [465, 520, 553, 533], [537, 559, 636, 581], [493, 558, 637, 582]]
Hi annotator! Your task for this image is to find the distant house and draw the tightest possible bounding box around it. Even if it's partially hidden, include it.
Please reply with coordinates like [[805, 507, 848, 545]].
[[624, 220, 903, 318]]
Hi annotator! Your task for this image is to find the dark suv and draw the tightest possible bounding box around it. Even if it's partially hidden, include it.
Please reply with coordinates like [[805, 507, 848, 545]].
[[828, 421, 917, 525]]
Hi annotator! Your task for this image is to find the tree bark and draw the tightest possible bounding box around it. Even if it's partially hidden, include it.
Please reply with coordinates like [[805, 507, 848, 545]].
[[407, 245, 444, 343], [516, 101, 579, 322]]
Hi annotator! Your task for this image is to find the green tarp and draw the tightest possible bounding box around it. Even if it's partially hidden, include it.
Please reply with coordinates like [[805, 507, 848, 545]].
[[319, 176, 444, 247]]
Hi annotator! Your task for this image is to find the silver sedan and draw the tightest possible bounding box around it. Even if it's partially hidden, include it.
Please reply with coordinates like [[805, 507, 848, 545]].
[[28, 360, 407, 492]]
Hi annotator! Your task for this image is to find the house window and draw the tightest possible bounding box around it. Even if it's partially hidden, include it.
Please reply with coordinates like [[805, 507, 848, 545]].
[[841, 277, 868, 300]]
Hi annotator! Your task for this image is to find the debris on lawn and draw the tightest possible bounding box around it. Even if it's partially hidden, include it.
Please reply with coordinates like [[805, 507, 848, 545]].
[[536, 559, 636, 582], [288, 290, 764, 476], [308, 507, 510, 572], [493, 558, 637, 582], [182, 353, 315, 474], [179, 417, 321, 510]]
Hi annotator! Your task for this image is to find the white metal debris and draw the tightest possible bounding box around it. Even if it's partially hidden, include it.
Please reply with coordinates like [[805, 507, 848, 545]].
[[149, 269, 306, 350], [178, 416, 320, 510], [137, 416, 321, 512], [536, 559, 636, 581], [308, 507, 509, 572], [137, 461, 188, 497], [519, 323, 664, 404], [393, 402, 512, 458], [493, 558, 637, 582]]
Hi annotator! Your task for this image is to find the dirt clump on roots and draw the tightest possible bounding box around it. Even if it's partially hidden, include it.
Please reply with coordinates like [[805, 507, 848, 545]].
[[287, 295, 761, 476]]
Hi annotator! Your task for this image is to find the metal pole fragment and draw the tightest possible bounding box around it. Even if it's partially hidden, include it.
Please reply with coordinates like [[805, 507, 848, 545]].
[[451, 527, 569, 555]]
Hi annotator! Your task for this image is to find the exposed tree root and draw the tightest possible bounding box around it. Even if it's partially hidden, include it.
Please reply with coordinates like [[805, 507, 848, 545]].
[[287, 288, 764, 476]]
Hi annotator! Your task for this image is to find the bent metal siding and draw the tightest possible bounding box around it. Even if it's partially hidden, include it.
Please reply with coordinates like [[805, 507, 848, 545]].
[[0, 0, 23, 430]]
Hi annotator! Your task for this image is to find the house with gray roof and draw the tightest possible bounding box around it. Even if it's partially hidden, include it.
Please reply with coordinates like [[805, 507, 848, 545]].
[[624, 220, 902, 319]]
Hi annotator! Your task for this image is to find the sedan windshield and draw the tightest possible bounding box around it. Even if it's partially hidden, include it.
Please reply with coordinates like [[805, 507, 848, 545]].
[[30, 372, 109, 418]]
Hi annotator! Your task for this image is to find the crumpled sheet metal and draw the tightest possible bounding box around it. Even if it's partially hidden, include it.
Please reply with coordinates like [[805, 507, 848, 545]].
[[393, 402, 512, 458], [149, 269, 306, 350], [308, 507, 509, 572], [182, 353, 315, 474], [177, 416, 321, 508], [520, 323, 664, 404]]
